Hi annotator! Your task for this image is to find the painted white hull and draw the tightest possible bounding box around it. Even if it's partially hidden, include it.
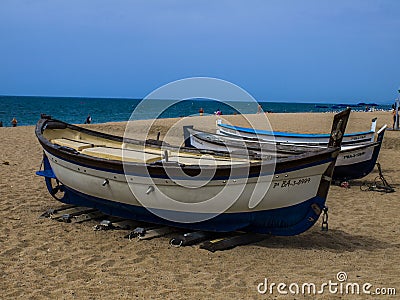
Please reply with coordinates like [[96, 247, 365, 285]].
[[45, 150, 329, 214], [336, 145, 374, 166]]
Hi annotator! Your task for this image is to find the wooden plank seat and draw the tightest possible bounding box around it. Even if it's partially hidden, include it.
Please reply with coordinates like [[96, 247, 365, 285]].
[[51, 138, 254, 165], [51, 138, 95, 151], [170, 155, 251, 166], [81, 147, 162, 163]]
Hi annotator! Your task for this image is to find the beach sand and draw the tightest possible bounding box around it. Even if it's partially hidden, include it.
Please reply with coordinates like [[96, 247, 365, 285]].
[[1, 111, 399, 299]]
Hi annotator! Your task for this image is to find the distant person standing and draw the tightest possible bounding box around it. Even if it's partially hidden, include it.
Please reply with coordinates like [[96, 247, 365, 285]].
[[11, 117, 18, 127], [215, 108, 222, 116], [0, 121, 3, 127], [85, 114, 92, 124], [257, 104, 262, 114], [199, 107, 204, 116]]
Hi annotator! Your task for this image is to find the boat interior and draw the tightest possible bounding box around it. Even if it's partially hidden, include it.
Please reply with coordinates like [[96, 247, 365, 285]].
[[42, 127, 264, 166]]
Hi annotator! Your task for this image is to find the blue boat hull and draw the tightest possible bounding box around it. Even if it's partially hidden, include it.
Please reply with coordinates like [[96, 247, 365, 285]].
[[333, 151, 379, 181], [55, 183, 325, 236], [332, 127, 385, 181]]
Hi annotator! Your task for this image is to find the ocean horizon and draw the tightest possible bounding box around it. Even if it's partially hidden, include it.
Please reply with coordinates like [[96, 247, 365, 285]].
[[0, 95, 392, 127]]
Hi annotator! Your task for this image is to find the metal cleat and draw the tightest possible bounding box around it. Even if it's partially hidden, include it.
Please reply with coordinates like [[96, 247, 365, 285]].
[[60, 214, 71, 223], [93, 220, 115, 231], [39, 208, 55, 219]]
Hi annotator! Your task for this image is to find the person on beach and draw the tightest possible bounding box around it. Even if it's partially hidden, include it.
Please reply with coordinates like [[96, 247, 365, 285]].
[[257, 104, 262, 114], [11, 117, 17, 127], [392, 106, 397, 129], [85, 114, 92, 124], [0, 121, 3, 127], [199, 107, 204, 116], [215, 108, 222, 115]]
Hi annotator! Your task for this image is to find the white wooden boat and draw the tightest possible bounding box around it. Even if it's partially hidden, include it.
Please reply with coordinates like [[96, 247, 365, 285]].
[[184, 124, 387, 181], [36, 110, 349, 235], [217, 117, 377, 146]]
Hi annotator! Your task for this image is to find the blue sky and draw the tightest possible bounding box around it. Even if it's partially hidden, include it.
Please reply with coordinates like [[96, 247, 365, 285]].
[[0, 0, 399, 103]]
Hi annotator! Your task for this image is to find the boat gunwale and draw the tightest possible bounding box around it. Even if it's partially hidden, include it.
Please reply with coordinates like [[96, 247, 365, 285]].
[[218, 123, 374, 138]]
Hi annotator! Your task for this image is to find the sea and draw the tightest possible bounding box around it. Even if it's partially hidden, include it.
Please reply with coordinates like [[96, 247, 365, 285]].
[[0, 95, 392, 127]]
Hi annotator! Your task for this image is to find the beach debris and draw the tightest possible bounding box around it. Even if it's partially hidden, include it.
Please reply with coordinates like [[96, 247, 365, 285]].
[[340, 181, 350, 188], [2, 160, 10, 165]]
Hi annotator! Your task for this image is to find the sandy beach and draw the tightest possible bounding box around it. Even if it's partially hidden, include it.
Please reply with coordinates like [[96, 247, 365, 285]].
[[1, 111, 399, 299]]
